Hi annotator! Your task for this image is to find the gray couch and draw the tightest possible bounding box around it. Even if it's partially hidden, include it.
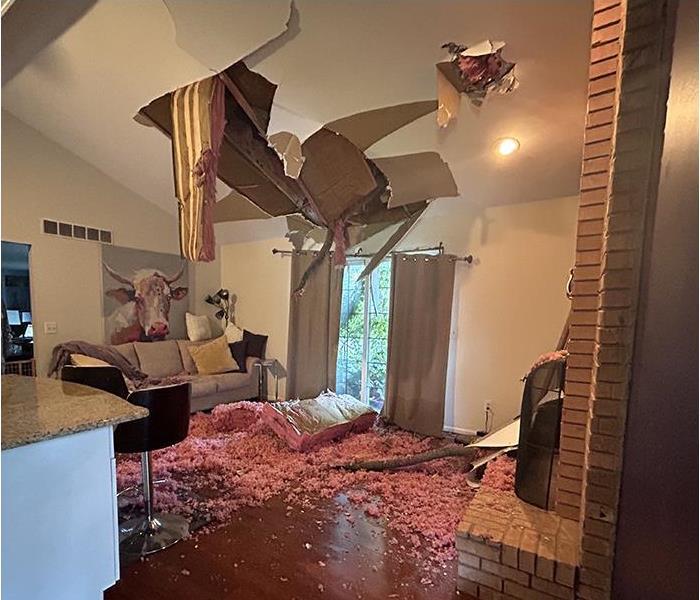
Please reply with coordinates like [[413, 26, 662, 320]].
[[110, 339, 260, 413]]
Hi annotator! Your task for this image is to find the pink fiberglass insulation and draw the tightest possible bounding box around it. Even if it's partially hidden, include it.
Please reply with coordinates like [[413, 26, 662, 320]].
[[479, 454, 517, 493], [116, 402, 515, 566]]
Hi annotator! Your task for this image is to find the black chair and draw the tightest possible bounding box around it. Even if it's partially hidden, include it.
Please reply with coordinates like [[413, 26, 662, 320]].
[[61, 365, 191, 557]]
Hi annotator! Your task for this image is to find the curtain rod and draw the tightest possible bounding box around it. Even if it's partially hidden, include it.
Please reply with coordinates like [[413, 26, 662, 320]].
[[271, 243, 474, 263]]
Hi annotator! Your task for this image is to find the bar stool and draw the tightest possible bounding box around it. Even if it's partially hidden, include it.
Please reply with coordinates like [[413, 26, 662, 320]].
[[61, 366, 191, 557]]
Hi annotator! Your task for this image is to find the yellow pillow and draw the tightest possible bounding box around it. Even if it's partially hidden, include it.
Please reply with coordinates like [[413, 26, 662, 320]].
[[70, 354, 110, 367], [187, 335, 238, 375]]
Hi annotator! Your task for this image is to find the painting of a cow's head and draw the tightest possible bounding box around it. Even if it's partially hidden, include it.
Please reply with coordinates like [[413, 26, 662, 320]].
[[102, 247, 189, 345]]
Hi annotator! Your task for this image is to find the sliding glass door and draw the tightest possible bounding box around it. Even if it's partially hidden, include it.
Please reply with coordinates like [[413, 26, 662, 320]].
[[336, 259, 391, 411]]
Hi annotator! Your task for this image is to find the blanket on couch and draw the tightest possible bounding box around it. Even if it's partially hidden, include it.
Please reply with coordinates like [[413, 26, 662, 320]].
[[47, 341, 191, 391]]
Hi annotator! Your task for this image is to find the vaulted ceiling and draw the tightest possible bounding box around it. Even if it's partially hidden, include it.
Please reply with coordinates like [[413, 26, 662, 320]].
[[2, 0, 592, 223]]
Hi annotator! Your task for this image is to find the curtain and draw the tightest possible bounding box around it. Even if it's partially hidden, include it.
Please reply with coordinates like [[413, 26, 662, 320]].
[[171, 75, 225, 262], [382, 254, 455, 436], [286, 251, 343, 399]]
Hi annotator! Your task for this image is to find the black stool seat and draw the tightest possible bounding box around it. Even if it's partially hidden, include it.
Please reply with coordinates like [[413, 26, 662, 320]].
[[61, 365, 191, 558]]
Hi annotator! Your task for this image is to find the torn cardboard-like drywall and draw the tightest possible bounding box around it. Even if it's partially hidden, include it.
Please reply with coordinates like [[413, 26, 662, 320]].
[[268, 131, 305, 179], [373, 152, 458, 208]]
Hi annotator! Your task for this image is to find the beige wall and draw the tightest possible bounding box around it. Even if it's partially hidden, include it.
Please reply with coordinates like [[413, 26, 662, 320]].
[[1, 112, 182, 374], [220, 238, 291, 398], [214, 195, 578, 432]]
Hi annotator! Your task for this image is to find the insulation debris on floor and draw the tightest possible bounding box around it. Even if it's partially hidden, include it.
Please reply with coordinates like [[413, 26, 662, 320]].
[[117, 402, 516, 567]]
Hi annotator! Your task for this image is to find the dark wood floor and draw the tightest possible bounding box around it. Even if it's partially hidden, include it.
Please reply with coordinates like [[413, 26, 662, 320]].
[[106, 495, 473, 600]]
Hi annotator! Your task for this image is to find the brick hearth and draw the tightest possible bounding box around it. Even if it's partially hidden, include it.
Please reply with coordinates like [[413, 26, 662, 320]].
[[457, 488, 579, 599]]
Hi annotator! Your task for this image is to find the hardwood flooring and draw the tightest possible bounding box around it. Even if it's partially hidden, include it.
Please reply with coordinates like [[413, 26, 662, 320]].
[[106, 495, 474, 600]]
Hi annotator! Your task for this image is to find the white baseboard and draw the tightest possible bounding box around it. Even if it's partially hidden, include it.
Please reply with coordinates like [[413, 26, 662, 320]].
[[443, 425, 479, 437]]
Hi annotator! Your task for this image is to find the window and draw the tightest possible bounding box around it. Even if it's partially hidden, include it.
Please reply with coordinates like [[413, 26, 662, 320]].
[[336, 259, 391, 411]]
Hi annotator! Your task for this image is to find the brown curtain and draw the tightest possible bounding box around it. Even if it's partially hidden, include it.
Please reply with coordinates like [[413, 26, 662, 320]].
[[286, 251, 343, 399], [382, 254, 455, 436]]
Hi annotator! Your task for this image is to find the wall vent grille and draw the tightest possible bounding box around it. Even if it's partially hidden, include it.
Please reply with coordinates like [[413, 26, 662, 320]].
[[41, 219, 113, 245]]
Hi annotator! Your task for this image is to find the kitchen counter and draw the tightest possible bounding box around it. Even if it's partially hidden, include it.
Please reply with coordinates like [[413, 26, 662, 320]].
[[1, 375, 147, 450], [2, 375, 148, 599]]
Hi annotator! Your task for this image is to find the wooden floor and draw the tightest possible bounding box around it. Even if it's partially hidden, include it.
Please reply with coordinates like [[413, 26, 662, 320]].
[[106, 495, 472, 600]]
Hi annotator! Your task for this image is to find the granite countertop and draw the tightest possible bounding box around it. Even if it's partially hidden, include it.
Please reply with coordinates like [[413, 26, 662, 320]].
[[2, 375, 148, 450]]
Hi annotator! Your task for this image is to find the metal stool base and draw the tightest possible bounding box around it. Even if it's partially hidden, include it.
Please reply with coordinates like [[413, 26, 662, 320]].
[[119, 513, 189, 557]]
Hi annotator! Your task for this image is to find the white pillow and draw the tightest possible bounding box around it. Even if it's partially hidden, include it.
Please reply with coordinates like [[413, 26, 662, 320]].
[[70, 354, 110, 367], [186, 312, 213, 342], [224, 322, 244, 344]]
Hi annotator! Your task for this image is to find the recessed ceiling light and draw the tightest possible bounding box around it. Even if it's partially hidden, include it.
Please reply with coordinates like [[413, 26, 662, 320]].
[[496, 137, 520, 156]]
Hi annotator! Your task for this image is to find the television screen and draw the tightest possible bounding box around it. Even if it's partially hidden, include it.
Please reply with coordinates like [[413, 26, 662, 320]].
[[21, 311, 31, 323], [6, 310, 20, 326]]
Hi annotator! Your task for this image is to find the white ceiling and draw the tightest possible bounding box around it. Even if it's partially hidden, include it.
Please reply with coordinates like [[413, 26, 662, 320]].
[[2, 0, 592, 221]]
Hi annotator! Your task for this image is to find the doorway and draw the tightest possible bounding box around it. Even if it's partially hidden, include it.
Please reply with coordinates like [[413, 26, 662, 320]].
[[2, 241, 35, 375], [335, 258, 391, 411]]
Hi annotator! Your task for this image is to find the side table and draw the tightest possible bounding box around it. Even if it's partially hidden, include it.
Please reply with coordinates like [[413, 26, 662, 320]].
[[254, 359, 277, 402]]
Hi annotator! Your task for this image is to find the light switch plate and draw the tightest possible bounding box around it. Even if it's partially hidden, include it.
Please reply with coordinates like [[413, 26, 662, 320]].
[[44, 322, 57, 334]]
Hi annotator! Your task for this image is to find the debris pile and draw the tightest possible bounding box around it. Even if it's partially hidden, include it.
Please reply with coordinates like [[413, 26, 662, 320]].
[[117, 403, 514, 565]]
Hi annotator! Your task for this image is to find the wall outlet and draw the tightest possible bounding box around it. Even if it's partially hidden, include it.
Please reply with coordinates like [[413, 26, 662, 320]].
[[484, 400, 492, 412], [44, 322, 57, 334]]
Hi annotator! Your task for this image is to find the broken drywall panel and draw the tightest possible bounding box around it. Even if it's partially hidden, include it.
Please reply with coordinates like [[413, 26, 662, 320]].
[[213, 191, 272, 224], [373, 152, 458, 208], [243, 1, 301, 68], [356, 207, 426, 281], [436, 40, 518, 126], [323, 100, 438, 152], [162, 0, 292, 74], [268, 131, 305, 178], [299, 128, 377, 223]]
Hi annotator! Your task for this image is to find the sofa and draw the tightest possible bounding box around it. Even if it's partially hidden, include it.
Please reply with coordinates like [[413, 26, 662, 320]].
[[109, 339, 261, 413]]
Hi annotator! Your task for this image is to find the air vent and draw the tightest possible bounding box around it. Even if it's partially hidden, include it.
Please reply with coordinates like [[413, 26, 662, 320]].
[[42, 219, 113, 245]]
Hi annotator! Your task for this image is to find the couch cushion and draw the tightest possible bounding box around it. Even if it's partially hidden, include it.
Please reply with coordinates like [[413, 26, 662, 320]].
[[112, 343, 139, 368], [189, 375, 219, 398], [133, 340, 183, 378], [177, 339, 209, 374], [210, 371, 252, 393], [187, 335, 238, 375]]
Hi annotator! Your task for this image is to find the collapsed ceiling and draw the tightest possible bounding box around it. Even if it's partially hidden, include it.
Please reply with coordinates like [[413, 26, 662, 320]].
[[2, 0, 592, 250], [138, 60, 460, 289]]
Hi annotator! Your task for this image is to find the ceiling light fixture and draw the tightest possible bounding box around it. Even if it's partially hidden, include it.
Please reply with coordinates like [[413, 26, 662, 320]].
[[496, 137, 520, 156]]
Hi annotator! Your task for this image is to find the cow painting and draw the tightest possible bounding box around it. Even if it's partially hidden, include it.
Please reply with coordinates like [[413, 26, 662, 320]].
[[103, 262, 188, 344]]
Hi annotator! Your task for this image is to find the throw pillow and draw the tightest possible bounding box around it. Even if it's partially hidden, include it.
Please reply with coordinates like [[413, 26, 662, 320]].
[[188, 335, 238, 375], [228, 339, 249, 372], [224, 322, 244, 344], [70, 353, 110, 367], [186, 312, 212, 342], [243, 330, 268, 359]]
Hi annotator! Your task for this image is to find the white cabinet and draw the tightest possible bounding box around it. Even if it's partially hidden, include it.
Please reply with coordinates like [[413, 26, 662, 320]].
[[2, 426, 119, 600]]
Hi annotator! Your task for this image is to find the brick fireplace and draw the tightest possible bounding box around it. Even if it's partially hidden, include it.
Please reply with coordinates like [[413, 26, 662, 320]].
[[456, 0, 678, 598]]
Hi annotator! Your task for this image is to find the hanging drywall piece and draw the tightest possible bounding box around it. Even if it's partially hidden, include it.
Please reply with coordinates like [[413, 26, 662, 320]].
[[436, 39, 518, 127], [324, 100, 437, 152], [300, 129, 377, 223], [373, 152, 458, 208], [268, 131, 305, 179], [355, 207, 426, 281]]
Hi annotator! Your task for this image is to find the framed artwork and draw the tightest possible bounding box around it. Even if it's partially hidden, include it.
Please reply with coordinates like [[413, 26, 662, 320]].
[[101, 245, 189, 344]]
